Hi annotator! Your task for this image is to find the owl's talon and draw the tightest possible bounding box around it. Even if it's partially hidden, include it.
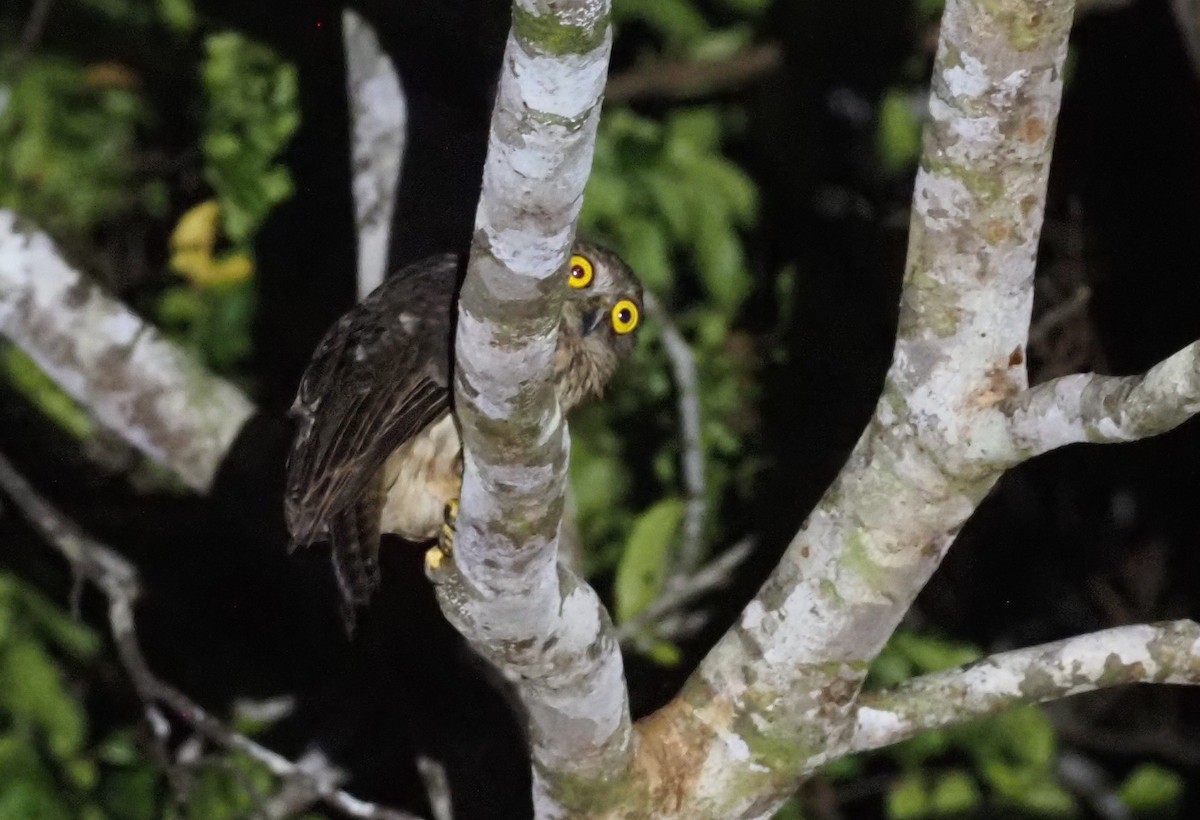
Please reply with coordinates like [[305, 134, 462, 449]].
[[425, 545, 447, 572], [439, 498, 458, 556]]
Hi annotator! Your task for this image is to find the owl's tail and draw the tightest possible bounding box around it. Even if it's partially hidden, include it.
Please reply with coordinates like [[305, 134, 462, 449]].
[[329, 489, 383, 634]]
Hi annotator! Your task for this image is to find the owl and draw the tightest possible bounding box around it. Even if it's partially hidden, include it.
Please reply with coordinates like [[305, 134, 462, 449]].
[[285, 243, 642, 628]]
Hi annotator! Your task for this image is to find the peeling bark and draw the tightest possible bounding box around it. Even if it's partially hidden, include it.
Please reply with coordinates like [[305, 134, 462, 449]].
[[0, 210, 254, 492]]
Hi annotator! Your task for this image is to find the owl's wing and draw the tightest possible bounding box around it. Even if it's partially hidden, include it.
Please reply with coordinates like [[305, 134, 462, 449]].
[[284, 254, 461, 549]]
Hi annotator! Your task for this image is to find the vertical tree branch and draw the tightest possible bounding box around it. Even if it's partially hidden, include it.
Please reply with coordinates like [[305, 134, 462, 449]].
[[425, 2, 631, 816], [0, 211, 254, 491], [343, 9, 406, 299]]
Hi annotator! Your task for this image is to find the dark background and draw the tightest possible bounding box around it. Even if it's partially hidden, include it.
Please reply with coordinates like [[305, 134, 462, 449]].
[[1, 0, 1199, 817]]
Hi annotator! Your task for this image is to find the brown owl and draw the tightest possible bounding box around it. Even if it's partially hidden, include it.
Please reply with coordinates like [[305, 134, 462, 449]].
[[285, 243, 642, 629]]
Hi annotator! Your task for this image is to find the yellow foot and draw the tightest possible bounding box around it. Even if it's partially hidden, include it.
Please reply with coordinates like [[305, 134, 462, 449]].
[[424, 545, 446, 572]]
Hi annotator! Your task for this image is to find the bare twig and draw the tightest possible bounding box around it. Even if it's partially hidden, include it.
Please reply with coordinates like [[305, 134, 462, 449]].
[[1055, 750, 1131, 820], [415, 755, 454, 820], [643, 291, 707, 575], [1027, 285, 1091, 352], [616, 537, 753, 643], [605, 43, 782, 103], [0, 451, 423, 820]]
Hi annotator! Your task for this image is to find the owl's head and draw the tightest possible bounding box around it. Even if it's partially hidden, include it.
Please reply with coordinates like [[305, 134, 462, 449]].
[[554, 240, 643, 409]]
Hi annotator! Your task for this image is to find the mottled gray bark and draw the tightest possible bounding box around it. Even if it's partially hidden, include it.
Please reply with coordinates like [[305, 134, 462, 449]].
[[426, 0, 1200, 817], [846, 621, 1200, 755], [0, 210, 254, 491], [423, 2, 632, 817], [616, 2, 1078, 815]]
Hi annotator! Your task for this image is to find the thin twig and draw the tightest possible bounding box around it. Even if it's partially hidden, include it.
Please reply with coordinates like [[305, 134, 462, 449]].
[[7, 0, 57, 82], [617, 537, 753, 643], [415, 755, 454, 820], [1055, 750, 1131, 820], [605, 43, 782, 103], [0, 451, 423, 820], [643, 291, 707, 576]]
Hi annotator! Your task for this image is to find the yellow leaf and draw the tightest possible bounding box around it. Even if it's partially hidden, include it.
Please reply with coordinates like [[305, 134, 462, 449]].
[[201, 252, 254, 286], [170, 200, 220, 255]]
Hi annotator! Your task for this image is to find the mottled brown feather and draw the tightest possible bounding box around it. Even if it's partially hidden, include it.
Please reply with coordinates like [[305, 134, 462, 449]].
[[285, 255, 460, 548]]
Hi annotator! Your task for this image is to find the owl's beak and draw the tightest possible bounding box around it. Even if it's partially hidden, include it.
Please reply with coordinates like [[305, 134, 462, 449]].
[[581, 309, 605, 336]]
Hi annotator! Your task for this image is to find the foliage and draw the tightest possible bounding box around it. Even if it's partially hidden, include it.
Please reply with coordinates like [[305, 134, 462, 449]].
[[0, 571, 158, 820], [0, 56, 154, 239], [0, 346, 95, 440], [199, 31, 298, 245], [573, 0, 768, 665], [801, 629, 1186, 818], [158, 200, 256, 372], [0, 573, 314, 819], [149, 29, 298, 374], [0, 4, 299, 816]]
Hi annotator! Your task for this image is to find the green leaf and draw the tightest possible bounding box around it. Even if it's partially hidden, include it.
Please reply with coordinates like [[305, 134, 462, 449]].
[[0, 638, 87, 759], [1, 347, 94, 441], [890, 631, 981, 674], [613, 219, 674, 294], [1013, 777, 1075, 815], [877, 88, 923, 173], [666, 108, 723, 155], [157, 0, 197, 32], [693, 212, 751, 311], [645, 639, 682, 666], [1119, 764, 1183, 813], [11, 580, 100, 661], [614, 498, 685, 624], [201, 31, 300, 243], [929, 770, 980, 814], [96, 730, 141, 766], [101, 767, 160, 820], [612, 0, 709, 47], [0, 780, 73, 820], [887, 773, 928, 820]]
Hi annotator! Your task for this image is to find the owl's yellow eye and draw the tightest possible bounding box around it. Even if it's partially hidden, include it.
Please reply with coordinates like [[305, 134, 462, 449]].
[[568, 255, 594, 289], [610, 299, 639, 334]]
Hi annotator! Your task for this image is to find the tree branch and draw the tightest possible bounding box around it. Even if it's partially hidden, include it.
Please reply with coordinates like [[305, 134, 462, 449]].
[[0, 211, 254, 491], [0, 451, 422, 820], [604, 43, 782, 103], [424, 1, 632, 816], [643, 291, 707, 575], [343, 9, 406, 300], [998, 339, 1200, 457], [623, 1, 1078, 814], [843, 621, 1200, 756], [616, 537, 753, 644]]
